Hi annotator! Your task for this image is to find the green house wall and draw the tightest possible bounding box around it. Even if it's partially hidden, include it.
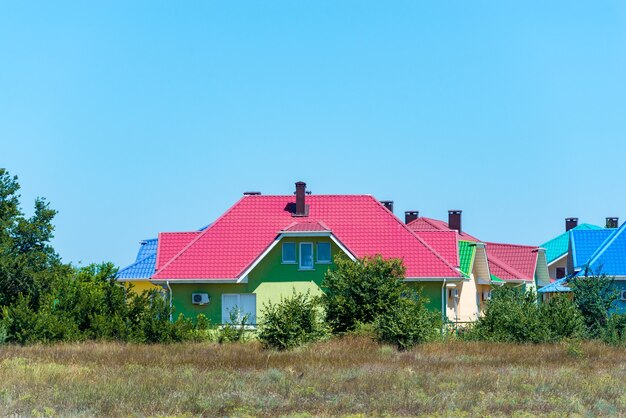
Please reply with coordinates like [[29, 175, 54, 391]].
[[169, 237, 340, 324], [406, 281, 443, 312]]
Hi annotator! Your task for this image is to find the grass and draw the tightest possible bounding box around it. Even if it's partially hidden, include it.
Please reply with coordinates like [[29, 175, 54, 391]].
[[0, 336, 625, 416]]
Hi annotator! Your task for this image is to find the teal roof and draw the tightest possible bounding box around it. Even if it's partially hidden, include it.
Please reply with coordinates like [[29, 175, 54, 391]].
[[538, 277, 570, 293], [541, 223, 602, 264]]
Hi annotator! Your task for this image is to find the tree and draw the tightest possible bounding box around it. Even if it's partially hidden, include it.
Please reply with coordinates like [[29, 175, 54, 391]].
[[569, 267, 619, 339], [321, 255, 406, 333], [0, 168, 61, 307]]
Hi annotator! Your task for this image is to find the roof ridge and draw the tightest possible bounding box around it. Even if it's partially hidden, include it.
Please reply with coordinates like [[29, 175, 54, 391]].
[[119, 252, 156, 274], [372, 198, 461, 277], [486, 241, 538, 250], [154, 196, 247, 278]]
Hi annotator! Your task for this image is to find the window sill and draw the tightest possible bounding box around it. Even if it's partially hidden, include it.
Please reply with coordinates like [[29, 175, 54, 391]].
[[298, 268, 315, 271], [281, 262, 297, 265], [316, 261, 332, 265]]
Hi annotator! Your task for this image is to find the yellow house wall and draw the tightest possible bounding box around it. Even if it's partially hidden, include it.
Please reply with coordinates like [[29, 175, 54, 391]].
[[125, 280, 162, 294]]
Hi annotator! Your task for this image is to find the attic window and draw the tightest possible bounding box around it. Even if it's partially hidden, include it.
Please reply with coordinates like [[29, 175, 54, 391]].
[[556, 267, 566, 279], [282, 243, 296, 264]]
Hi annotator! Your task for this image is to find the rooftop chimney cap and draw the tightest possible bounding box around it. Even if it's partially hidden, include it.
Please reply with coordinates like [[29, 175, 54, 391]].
[[565, 217, 579, 231], [243, 191, 261, 196], [294, 181, 308, 217], [606, 217, 619, 228], [380, 201, 394, 213], [405, 210, 419, 224], [448, 210, 462, 234]]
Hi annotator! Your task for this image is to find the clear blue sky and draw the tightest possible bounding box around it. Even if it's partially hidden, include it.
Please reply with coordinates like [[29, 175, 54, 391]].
[[2, 1, 625, 267]]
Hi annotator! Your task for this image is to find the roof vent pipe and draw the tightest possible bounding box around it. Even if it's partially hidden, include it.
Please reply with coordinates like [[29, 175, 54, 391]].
[[565, 218, 578, 231]]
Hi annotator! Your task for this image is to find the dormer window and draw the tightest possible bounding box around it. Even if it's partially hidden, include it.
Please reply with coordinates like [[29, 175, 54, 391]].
[[299, 242, 314, 270], [317, 242, 331, 263], [282, 242, 296, 264]]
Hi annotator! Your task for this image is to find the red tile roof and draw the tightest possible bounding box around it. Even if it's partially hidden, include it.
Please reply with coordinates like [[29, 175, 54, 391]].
[[485, 242, 538, 282], [156, 232, 202, 271], [412, 231, 459, 267], [407, 217, 480, 242], [152, 195, 463, 281]]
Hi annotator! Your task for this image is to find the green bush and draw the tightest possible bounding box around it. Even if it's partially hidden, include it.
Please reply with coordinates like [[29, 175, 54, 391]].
[[258, 290, 329, 350], [322, 255, 406, 333], [569, 270, 619, 339], [373, 291, 440, 350], [218, 309, 250, 344], [540, 295, 585, 341], [464, 286, 549, 343], [601, 313, 626, 346]]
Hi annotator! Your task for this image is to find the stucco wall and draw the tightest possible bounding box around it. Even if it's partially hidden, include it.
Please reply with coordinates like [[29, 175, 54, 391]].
[[125, 280, 162, 294]]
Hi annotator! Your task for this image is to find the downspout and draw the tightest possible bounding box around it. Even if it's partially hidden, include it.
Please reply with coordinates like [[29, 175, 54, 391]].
[[166, 280, 173, 322], [441, 278, 447, 332]]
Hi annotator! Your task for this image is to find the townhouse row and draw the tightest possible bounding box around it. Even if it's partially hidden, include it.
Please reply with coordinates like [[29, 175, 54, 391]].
[[116, 181, 622, 323]]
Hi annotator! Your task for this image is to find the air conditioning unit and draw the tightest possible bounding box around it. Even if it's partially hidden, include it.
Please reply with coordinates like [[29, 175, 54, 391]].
[[449, 288, 459, 298], [620, 290, 626, 302], [192, 293, 210, 305], [482, 291, 492, 301]]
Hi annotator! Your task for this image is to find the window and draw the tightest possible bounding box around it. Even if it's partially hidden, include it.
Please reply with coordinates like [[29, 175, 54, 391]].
[[282, 242, 296, 263], [299, 242, 314, 269], [317, 242, 331, 263], [222, 294, 256, 324], [556, 267, 566, 279]]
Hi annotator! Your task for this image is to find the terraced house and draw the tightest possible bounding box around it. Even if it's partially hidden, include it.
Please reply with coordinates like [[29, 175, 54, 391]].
[[117, 182, 550, 324]]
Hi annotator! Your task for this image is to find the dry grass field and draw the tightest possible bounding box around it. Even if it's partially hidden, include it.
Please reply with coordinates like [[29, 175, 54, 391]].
[[1, 336, 625, 417]]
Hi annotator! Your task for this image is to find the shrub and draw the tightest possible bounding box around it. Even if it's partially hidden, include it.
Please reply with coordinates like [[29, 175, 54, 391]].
[[569, 269, 619, 339], [601, 313, 626, 346], [258, 290, 329, 350], [540, 294, 585, 341], [218, 310, 250, 344], [464, 286, 549, 343], [322, 255, 405, 333], [373, 291, 440, 350]]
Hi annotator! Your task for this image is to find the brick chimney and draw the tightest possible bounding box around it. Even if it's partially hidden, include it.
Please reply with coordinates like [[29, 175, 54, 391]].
[[565, 218, 578, 231], [405, 211, 419, 224], [380, 201, 394, 213], [606, 217, 619, 228], [448, 210, 462, 234], [294, 181, 307, 217]]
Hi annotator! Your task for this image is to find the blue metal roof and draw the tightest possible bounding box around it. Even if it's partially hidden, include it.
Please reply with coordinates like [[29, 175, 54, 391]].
[[584, 222, 626, 277], [538, 277, 570, 293], [570, 229, 614, 271], [135, 238, 158, 262], [118, 253, 157, 279], [118, 224, 211, 280], [541, 224, 602, 264]]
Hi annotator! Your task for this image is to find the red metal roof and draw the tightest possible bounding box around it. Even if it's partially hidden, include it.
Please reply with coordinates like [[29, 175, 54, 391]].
[[282, 221, 330, 232], [155, 232, 202, 271], [412, 231, 459, 268], [152, 195, 463, 280], [485, 242, 538, 282], [407, 217, 480, 242]]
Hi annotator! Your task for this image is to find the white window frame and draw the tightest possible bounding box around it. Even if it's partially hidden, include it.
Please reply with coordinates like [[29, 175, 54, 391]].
[[316, 242, 332, 264], [221, 293, 256, 324], [299, 242, 314, 270], [282, 242, 297, 264]]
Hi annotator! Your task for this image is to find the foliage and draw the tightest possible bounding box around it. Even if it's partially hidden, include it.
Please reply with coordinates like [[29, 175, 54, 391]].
[[373, 290, 440, 349], [464, 286, 550, 343], [601, 313, 626, 346], [569, 268, 619, 339], [322, 255, 406, 333], [218, 309, 251, 343], [258, 290, 329, 350], [540, 294, 586, 341]]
